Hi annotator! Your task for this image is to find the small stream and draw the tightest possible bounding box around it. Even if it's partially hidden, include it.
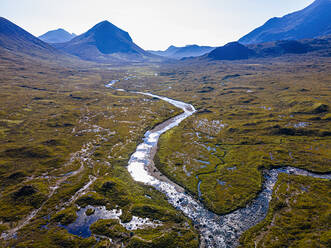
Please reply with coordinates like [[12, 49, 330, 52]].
[[106, 80, 331, 247]]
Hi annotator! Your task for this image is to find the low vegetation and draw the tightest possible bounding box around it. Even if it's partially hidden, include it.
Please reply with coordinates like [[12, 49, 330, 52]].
[[119, 54, 331, 216], [239, 174, 331, 247], [0, 55, 197, 247]]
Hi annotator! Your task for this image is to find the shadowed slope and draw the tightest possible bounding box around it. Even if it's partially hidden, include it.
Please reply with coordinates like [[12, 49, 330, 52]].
[[207, 42, 256, 60], [0, 17, 59, 57], [239, 0, 331, 44]]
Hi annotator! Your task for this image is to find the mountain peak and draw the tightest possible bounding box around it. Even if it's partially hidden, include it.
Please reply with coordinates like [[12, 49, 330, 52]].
[[39, 28, 76, 43], [79, 20, 134, 54], [95, 20, 112, 26], [52, 20, 152, 63]]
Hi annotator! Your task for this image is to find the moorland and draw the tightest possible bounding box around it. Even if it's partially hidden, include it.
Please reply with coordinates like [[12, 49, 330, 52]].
[[0, 0, 331, 246]]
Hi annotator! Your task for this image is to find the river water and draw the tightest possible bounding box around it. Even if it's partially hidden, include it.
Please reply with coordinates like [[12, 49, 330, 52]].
[[106, 80, 330, 247]]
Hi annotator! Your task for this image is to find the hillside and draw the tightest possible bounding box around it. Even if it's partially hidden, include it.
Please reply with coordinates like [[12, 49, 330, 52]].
[[203, 36, 331, 61], [0, 17, 59, 58], [207, 42, 256, 60], [239, 0, 331, 44]]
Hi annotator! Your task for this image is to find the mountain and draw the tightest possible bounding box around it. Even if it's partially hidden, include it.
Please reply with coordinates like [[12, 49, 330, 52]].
[[239, 0, 331, 44], [150, 45, 215, 59], [207, 42, 256, 60], [53, 20, 157, 63], [203, 36, 331, 61], [39, 28, 76, 43], [0, 17, 59, 58], [150, 45, 180, 57], [247, 40, 312, 57]]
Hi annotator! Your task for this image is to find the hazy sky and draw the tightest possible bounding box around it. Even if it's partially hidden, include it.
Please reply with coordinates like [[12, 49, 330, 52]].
[[0, 0, 314, 50]]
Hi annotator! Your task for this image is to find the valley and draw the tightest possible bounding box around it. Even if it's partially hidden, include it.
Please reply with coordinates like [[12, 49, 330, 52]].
[[0, 0, 330, 247]]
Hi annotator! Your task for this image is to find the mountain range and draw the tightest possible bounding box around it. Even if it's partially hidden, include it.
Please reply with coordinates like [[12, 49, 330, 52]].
[[203, 36, 331, 61], [39, 28, 76, 43], [0, 0, 330, 64], [149, 45, 215, 59], [239, 0, 331, 44]]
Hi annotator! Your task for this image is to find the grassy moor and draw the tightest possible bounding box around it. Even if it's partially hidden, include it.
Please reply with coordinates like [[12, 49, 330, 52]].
[[0, 0, 330, 247]]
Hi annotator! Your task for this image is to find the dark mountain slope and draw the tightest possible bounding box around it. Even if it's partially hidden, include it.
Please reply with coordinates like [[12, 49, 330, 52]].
[[0, 17, 59, 57], [39, 28, 76, 43], [0, 17, 91, 67], [203, 36, 331, 61], [207, 42, 256, 60], [239, 0, 331, 44]]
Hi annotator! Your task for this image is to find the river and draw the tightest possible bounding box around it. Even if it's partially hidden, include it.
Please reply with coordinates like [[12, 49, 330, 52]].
[[106, 79, 331, 247]]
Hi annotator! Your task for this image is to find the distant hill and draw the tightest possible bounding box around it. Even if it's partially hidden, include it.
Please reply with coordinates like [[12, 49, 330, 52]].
[[247, 36, 331, 57], [0, 17, 59, 58], [207, 42, 256, 60], [203, 36, 331, 61], [150, 45, 214, 59], [53, 20, 158, 63], [239, 0, 331, 44], [39, 28, 76, 43]]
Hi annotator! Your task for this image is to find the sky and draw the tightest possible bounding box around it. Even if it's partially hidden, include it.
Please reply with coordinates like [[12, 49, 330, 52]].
[[0, 0, 314, 50]]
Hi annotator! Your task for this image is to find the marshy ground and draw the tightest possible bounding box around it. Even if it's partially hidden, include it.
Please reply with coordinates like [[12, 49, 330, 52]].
[[0, 52, 330, 247], [0, 57, 198, 247], [118, 54, 331, 247]]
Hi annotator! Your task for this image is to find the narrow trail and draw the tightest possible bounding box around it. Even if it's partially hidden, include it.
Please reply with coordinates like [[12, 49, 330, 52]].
[[106, 79, 331, 248]]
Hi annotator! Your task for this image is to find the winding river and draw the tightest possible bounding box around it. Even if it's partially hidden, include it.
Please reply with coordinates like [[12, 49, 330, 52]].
[[106, 80, 331, 247]]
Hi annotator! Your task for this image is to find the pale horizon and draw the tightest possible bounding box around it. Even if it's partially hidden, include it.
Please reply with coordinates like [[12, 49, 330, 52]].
[[0, 0, 314, 50]]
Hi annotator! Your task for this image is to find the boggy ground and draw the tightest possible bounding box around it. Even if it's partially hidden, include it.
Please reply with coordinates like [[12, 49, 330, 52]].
[[118, 54, 331, 242], [239, 174, 331, 247], [0, 56, 198, 247], [1, 50, 330, 247]]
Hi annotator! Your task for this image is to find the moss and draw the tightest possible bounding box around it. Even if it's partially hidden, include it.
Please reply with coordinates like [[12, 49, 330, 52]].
[[131, 204, 184, 223], [52, 206, 78, 225], [127, 229, 198, 248], [11, 185, 37, 199], [0, 224, 8, 234], [127, 237, 153, 248], [94, 178, 130, 207], [75, 192, 108, 207], [85, 208, 95, 216], [2, 145, 53, 159], [90, 219, 129, 240], [239, 174, 331, 248], [120, 209, 133, 223], [311, 103, 328, 114]]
